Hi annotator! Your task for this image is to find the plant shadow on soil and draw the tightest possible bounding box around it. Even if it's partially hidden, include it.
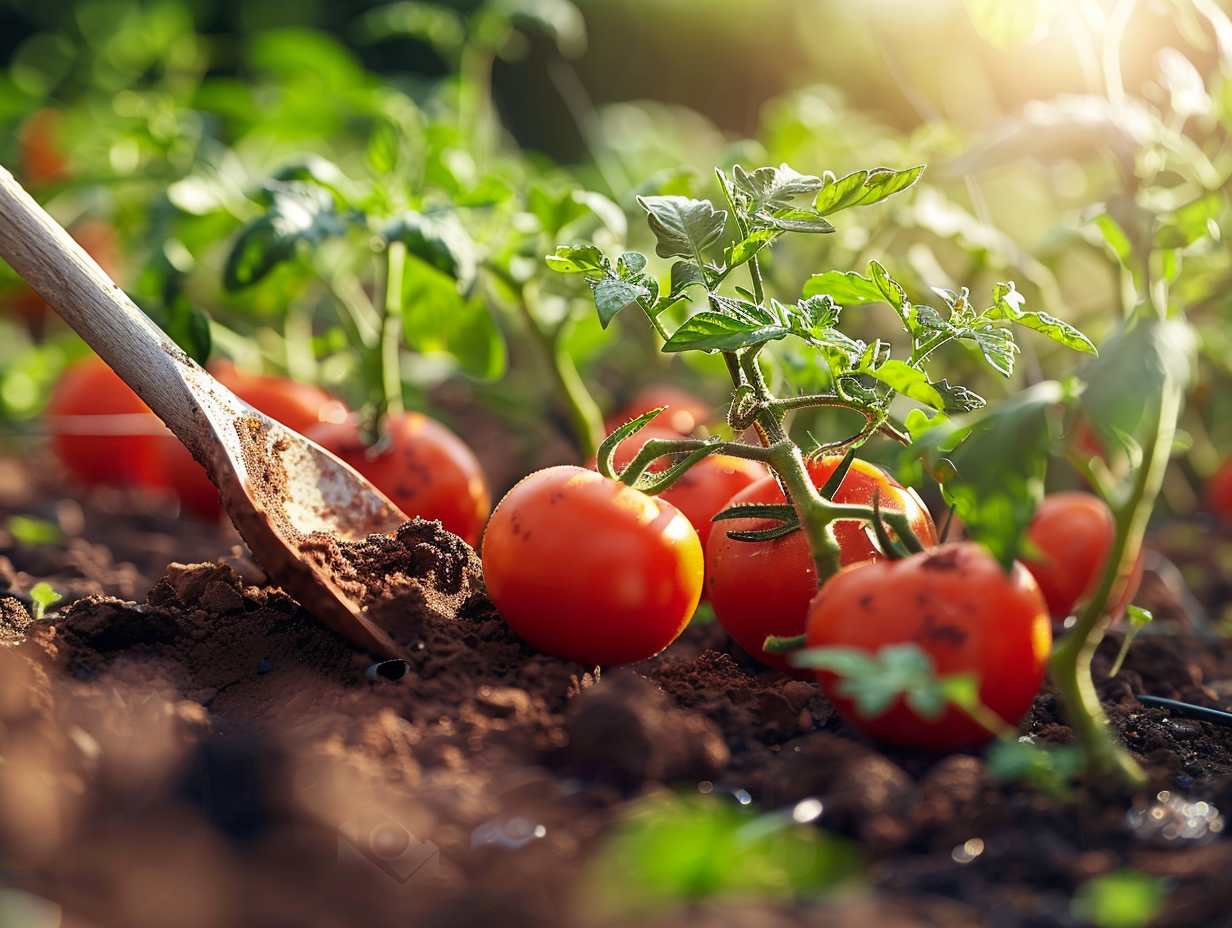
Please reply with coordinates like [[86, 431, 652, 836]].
[[4, 456, 1232, 927]]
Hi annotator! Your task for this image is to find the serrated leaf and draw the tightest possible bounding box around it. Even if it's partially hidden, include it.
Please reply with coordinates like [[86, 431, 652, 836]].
[[545, 243, 607, 274], [662, 311, 789, 353], [863, 360, 946, 411], [869, 261, 908, 317], [912, 304, 950, 332], [670, 260, 707, 296], [801, 270, 884, 304], [724, 229, 779, 269], [594, 277, 649, 327], [1010, 311, 1097, 355], [637, 195, 727, 264], [970, 326, 1018, 377], [731, 163, 824, 211], [932, 379, 987, 414], [763, 209, 835, 233], [814, 166, 925, 216], [618, 251, 647, 275], [795, 294, 841, 330], [792, 643, 946, 721]]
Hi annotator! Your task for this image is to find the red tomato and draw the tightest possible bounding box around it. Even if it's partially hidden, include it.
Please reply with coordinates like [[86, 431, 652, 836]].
[[706, 457, 938, 675], [161, 363, 351, 520], [19, 109, 69, 187], [46, 355, 170, 489], [307, 412, 490, 548], [1204, 458, 1232, 522], [605, 384, 712, 436], [481, 465, 704, 666], [805, 542, 1052, 749], [1021, 491, 1141, 621], [592, 424, 768, 547]]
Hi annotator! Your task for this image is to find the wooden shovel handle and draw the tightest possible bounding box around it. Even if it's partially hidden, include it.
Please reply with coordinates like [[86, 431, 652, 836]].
[[0, 164, 203, 448]]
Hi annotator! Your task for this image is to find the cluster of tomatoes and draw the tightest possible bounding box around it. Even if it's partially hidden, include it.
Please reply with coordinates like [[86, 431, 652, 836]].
[[46, 356, 491, 547], [47, 362, 1146, 749]]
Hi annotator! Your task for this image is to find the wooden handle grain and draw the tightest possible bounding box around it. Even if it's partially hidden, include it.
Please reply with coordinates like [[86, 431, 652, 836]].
[[0, 164, 204, 446]]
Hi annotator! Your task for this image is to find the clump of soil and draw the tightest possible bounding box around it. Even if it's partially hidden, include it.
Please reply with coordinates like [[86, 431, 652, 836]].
[[6, 458, 1232, 927]]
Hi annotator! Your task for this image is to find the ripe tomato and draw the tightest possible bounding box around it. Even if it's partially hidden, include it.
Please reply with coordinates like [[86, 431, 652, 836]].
[[46, 355, 170, 489], [592, 424, 768, 547], [161, 363, 351, 520], [1204, 458, 1232, 522], [605, 384, 712, 436], [307, 412, 490, 548], [706, 457, 938, 675], [805, 542, 1052, 749], [1021, 491, 1141, 621], [481, 465, 704, 666], [19, 109, 69, 187]]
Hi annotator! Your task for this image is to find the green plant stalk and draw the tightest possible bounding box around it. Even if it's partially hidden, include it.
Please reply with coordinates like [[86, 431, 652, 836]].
[[381, 240, 408, 417], [1047, 384, 1178, 787]]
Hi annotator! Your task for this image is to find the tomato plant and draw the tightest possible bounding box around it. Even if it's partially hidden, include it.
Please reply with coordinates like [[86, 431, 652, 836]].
[[307, 412, 491, 548], [706, 457, 937, 674], [481, 465, 703, 666], [1021, 492, 1142, 622], [46, 355, 169, 489], [802, 542, 1052, 749]]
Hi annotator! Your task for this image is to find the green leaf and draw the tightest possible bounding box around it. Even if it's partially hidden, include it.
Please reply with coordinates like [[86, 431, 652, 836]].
[[637, 195, 727, 264], [223, 182, 349, 290], [868, 261, 908, 317], [731, 163, 824, 211], [762, 210, 835, 234], [400, 256, 506, 379], [932, 379, 987, 414], [1156, 190, 1225, 249], [863, 360, 946, 411], [910, 380, 1069, 569], [724, 229, 779, 270], [546, 243, 607, 274], [814, 166, 925, 216], [792, 643, 948, 721], [795, 294, 841, 331], [29, 581, 62, 621], [385, 210, 477, 291], [1010, 311, 1097, 354], [670, 260, 707, 296], [7, 516, 64, 546], [801, 270, 883, 305], [594, 277, 649, 327], [662, 311, 790, 353], [1091, 211, 1135, 268], [1070, 871, 1169, 928], [970, 325, 1018, 377]]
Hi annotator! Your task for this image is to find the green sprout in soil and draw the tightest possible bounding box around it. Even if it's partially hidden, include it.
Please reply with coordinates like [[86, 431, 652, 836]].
[[28, 582, 62, 621]]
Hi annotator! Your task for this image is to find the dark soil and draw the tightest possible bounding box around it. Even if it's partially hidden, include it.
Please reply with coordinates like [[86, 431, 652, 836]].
[[4, 455, 1232, 927]]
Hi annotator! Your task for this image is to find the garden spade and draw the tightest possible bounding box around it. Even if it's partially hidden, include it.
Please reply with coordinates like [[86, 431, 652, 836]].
[[0, 165, 411, 659]]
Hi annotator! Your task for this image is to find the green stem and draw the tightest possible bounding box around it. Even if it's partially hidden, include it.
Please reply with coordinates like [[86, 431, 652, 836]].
[[381, 240, 407, 417]]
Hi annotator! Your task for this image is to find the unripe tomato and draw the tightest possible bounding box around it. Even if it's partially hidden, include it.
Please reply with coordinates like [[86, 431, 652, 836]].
[[307, 411, 490, 548], [591, 424, 768, 547], [481, 465, 704, 666], [161, 363, 351, 520], [805, 542, 1052, 749], [46, 355, 169, 489], [706, 457, 938, 675], [1021, 491, 1142, 621]]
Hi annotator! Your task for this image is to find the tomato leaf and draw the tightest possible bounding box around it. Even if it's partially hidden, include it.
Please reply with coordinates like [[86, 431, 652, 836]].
[[792, 642, 950, 721], [730, 163, 825, 212], [813, 165, 924, 217], [763, 209, 835, 234], [862, 360, 946, 411], [400, 256, 505, 380], [801, 269, 884, 305], [385, 210, 477, 291], [223, 181, 350, 290], [594, 278, 650, 328], [546, 243, 607, 274], [637, 195, 727, 265], [724, 229, 780, 270], [662, 303, 790, 353]]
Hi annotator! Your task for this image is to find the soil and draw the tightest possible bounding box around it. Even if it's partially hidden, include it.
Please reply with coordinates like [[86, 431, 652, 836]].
[[4, 454, 1232, 927]]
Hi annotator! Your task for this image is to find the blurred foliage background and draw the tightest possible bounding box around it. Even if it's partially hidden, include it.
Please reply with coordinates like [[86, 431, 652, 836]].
[[0, 0, 1229, 500]]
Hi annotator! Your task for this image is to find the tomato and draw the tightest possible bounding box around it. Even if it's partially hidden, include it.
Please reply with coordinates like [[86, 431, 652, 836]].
[[307, 412, 490, 548], [481, 465, 704, 666], [46, 355, 170, 489], [805, 542, 1052, 749], [592, 424, 768, 547], [19, 109, 69, 187], [1204, 458, 1232, 522], [605, 384, 712, 436], [706, 457, 938, 675], [1021, 491, 1141, 622], [161, 363, 351, 520]]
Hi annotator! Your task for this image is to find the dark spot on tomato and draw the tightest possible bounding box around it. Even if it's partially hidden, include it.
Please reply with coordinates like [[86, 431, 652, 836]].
[[859, 593, 875, 611], [550, 490, 565, 504], [918, 614, 969, 646], [921, 548, 962, 571]]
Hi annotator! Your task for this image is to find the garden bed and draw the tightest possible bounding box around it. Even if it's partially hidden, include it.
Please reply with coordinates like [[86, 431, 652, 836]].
[[4, 453, 1232, 928]]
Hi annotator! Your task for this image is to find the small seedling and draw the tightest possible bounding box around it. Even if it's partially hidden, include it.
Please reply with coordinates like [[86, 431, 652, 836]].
[[28, 582, 62, 621]]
